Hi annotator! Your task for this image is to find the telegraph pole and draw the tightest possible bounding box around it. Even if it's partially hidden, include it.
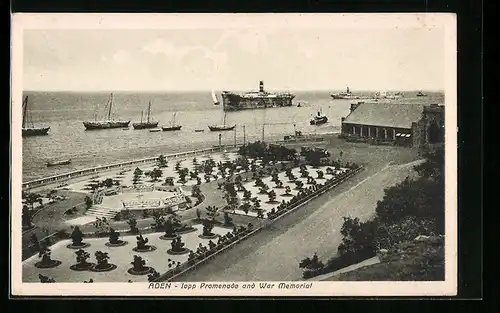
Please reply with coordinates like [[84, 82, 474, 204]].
[[234, 127, 237, 147], [262, 124, 265, 142], [243, 125, 246, 146], [218, 133, 222, 151]]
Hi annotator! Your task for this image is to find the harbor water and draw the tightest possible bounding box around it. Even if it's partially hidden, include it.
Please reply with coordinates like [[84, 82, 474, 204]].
[[21, 90, 444, 182]]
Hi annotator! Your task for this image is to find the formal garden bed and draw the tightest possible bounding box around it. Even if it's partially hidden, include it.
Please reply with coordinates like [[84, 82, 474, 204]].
[[23, 222, 241, 283]]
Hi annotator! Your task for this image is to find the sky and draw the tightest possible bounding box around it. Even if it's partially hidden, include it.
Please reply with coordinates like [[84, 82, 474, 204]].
[[23, 27, 446, 92]]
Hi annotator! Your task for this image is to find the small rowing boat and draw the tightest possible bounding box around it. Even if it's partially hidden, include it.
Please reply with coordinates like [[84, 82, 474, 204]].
[[47, 159, 71, 167]]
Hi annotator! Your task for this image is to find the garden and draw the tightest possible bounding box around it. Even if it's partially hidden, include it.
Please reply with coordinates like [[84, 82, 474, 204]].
[[24, 218, 254, 283], [24, 141, 364, 283]]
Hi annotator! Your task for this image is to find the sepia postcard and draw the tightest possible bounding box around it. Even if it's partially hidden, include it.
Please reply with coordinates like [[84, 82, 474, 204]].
[[11, 13, 457, 297]]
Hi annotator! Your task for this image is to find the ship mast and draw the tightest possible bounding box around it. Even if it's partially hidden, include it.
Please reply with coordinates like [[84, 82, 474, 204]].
[[147, 101, 151, 123], [22, 96, 28, 128], [140, 111, 143, 123], [107, 93, 114, 121], [172, 112, 177, 126], [222, 95, 227, 125]]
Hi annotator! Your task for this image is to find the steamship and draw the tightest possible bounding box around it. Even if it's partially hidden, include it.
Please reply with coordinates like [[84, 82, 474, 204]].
[[221, 81, 295, 112]]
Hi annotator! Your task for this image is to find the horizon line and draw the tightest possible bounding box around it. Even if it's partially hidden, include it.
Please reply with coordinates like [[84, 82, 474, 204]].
[[22, 88, 445, 93]]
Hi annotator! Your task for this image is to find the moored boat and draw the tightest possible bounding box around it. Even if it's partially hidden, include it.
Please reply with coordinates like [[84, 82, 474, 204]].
[[149, 128, 161, 132], [208, 124, 236, 131], [47, 159, 71, 167], [22, 96, 50, 137], [162, 112, 182, 131], [221, 81, 294, 111], [208, 91, 236, 131], [132, 101, 159, 129], [416, 91, 427, 97], [83, 93, 130, 130], [330, 87, 361, 100], [310, 110, 328, 125]]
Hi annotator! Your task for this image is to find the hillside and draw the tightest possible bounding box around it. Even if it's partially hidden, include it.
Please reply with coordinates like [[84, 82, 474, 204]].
[[324, 235, 444, 281]]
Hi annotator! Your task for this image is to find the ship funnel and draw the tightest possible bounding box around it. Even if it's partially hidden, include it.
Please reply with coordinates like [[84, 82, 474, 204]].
[[259, 81, 264, 93]]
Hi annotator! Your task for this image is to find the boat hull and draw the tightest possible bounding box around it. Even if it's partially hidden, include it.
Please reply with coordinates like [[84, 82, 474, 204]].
[[22, 127, 50, 137], [310, 117, 328, 125], [83, 121, 130, 130], [162, 125, 182, 131], [47, 160, 71, 167], [132, 122, 159, 129], [222, 93, 294, 112], [330, 94, 362, 100], [208, 124, 236, 131]]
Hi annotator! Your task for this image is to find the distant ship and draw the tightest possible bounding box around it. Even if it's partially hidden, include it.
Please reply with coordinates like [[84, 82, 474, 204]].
[[208, 92, 236, 131], [22, 96, 50, 137], [373, 91, 402, 100], [416, 91, 427, 97], [310, 110, 328, 125], [162, 112, 182, 131], [47, 159, 71, 167], [83, 93, 130, 130], [221, 81, 295, 111], [132, 101, 158, 129], [330, 87, 362, 100]]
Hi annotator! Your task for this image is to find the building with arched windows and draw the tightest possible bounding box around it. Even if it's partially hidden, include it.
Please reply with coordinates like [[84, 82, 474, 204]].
[[340, 102, 444, 148]]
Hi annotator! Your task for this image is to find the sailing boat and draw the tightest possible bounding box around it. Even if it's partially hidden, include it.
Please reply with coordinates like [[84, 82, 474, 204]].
[[212, 90, 220, 105], [208, 91, 236, 131], [162, 112, 182, 131], [83, 93, 130, 130], [22, 96, 50, 137], [132, 101, 158, 129]]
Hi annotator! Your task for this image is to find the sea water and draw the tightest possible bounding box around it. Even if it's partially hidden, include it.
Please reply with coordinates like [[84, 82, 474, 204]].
[[21, 90, 444, 181]]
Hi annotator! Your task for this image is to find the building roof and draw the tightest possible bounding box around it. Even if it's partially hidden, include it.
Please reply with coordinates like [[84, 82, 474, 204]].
[[343, 102, 424, 129]]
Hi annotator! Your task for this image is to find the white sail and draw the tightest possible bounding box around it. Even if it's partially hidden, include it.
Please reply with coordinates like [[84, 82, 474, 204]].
[[212, 91, 220, 105]]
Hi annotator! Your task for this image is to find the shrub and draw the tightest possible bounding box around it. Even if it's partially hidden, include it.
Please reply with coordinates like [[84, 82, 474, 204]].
[[127, 218, 139, 234]]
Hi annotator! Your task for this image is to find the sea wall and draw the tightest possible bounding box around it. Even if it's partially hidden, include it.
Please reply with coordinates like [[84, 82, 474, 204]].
[[22, 136, 326, 191]]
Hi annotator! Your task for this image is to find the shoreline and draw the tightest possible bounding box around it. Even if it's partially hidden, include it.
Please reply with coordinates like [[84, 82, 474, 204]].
[[22, 133, 336, 191]]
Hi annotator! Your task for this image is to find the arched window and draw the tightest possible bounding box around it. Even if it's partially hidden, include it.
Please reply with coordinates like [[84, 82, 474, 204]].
[[428, 122, 442, 143]]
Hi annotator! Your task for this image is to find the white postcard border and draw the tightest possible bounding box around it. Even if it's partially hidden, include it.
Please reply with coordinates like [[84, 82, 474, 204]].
[[11, 13, 458, 297]]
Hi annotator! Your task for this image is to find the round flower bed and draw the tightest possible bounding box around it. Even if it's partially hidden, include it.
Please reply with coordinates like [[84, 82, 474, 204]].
[[105, 240, 128, 247], [127, 266, 154, 276], [90, 263, 118, 272], [198, 233, 219, 240], [70, 262, 95, 271], [167, 248, 190, 255], [159, 234, 178, 241], [66, 242, 91, 249], [132, 245, 157, 253], [35, 259, 62, 269]]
